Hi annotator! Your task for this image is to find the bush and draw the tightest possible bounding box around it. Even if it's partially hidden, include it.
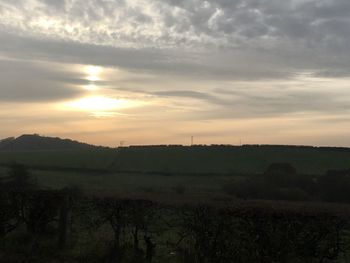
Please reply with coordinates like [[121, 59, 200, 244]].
[[318, 170, 350, 202], [273, 187, 312, 201], [173, 185, 186, 194], [222, 178, 273, 199], [6, 164, 36, 191]]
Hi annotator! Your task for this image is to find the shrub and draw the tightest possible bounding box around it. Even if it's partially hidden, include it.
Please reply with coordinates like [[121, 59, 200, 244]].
[[222, 178, 272, 199], [173, 185, 186, 194]]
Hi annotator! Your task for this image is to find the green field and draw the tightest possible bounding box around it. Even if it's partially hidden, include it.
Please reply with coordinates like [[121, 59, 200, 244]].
[[31, 170, 233, 194], [0, 145, 350, 175], [0, 149, 117, 170]]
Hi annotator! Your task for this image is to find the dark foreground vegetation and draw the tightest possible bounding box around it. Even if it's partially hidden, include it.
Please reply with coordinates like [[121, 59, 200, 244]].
[[223, 163, 350, 203], [2, 164, 350, 262]]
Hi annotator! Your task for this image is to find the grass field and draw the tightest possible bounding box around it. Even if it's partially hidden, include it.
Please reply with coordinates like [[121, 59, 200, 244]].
[[0, 149, 117, 170], [32, 170, 234, 195], [0, 145, 350, 175], [1, 145, 350, 200]]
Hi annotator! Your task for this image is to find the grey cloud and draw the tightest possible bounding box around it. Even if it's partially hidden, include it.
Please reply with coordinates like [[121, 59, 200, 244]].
[[151, 90, 229, 105], [200, 87, 350, 120], [5, 0, 350, 51], [0, 59, 85, 102], [2, 0, 350, 78], [2, 0, 350, 52], [0, 32, 295, 81], [160, 0, 350, 53], [0, 81, 81, 102], [40, 0, 67, 10], [0, 33, 164, 72]]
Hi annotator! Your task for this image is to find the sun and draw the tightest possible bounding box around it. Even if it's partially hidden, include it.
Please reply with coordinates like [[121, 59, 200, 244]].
[[85, 65, 102, 82]]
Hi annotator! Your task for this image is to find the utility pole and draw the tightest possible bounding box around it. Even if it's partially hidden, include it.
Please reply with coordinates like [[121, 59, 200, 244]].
[[191, 136, 194, 146]]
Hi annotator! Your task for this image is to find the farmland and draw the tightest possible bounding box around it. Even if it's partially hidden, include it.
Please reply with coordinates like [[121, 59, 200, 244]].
[[1, 145, 350, 176]]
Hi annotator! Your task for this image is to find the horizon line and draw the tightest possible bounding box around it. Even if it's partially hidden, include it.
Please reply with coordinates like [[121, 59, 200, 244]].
[[1, 134, 350, 150]]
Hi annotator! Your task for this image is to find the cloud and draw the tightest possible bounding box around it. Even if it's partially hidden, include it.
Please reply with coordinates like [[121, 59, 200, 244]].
[[0, 58, 85, 102], [1, 0, 350, 54], [0, 32, 292, 81], [2, 31, 348, 84], [1, 0, 350, 81], [152, 90, 229, 105]]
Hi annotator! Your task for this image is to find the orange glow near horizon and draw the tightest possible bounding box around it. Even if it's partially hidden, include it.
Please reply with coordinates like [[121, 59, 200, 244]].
[[65, 96, 132, 112]]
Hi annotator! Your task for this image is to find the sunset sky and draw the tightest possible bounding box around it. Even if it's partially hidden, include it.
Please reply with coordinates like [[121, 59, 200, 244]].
[[1, 0, 350, 147]]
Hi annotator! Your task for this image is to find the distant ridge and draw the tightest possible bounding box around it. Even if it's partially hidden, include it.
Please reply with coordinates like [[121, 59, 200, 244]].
[[0, 134, 104, 151], [1, 134, 350, 152]]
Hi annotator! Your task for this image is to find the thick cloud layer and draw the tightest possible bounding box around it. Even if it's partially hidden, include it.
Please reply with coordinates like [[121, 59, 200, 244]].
[[2, 0, 350, 51], [1, 0, 350, 78]]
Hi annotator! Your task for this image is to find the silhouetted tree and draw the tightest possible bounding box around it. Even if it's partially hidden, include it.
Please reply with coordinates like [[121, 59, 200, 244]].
[[144, 235, 156, 262], [127, 200, 155, 252], [94, 198, 129, 262], [178, 205, 240, 263], [0, 190, 19, 237], [57, 186, 82, 249], [7, 163, 36, 191]]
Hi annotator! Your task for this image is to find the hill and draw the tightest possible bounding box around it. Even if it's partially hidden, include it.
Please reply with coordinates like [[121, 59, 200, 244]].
[[0, 134, 101, 151]]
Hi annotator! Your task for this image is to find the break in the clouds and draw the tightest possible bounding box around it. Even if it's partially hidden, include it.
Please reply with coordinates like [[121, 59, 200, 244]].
[[0, 0, 350, 146]]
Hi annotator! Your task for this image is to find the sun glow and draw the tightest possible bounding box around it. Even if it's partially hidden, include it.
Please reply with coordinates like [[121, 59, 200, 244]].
[[83, 84, 99, 91], [67, 96, 131, 112]]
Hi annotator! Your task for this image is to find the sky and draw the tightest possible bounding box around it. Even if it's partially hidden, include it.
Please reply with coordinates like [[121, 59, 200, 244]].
[[0, 0, 350, 147]]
